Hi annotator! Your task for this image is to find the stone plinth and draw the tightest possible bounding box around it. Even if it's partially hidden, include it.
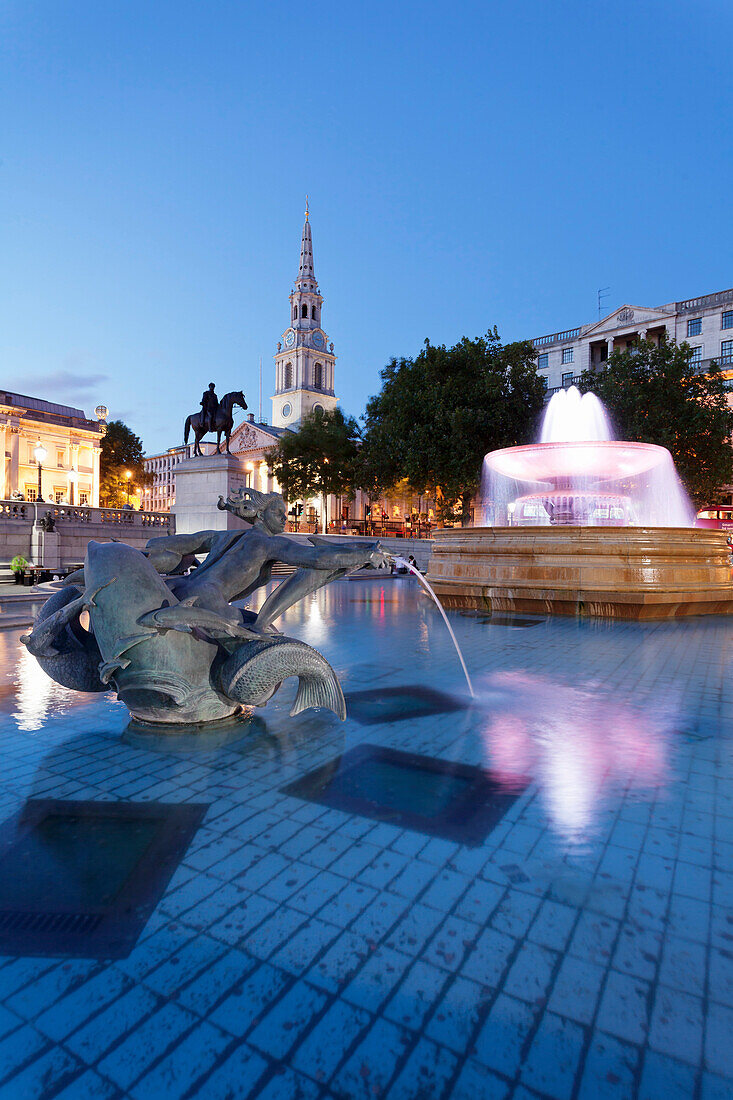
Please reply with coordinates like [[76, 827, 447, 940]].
[[427, 526, 733, 619], [171, 455, 249, 535]]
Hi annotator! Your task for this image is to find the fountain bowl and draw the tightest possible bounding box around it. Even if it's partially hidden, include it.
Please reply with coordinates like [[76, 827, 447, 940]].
[[426, 525, 733, 620]]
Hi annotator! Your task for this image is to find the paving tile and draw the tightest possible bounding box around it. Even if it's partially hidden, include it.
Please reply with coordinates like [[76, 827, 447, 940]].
[[639, 1049, 698, 1099], [342, 946, 412, 1013], [569, 910, 619, 966], [421, 914, 479, 972], [548, 955, 605, 1026], [331, 1017, 412, 1100], [386, 1035, 458, 1098], [0, 1043, 79, 1099], [383, 958, 448, 1031], [291, 998, 371, 1084], [658, 935, 706, 997], [473, 992, 538, 1078], [128, 1020, 231, 1100], [424, 974, 489, 1054], [454, 878, 505, 923], [612, 920, 663, 982], [193, 1043, 268, 1099], [708, 945, 733, 1007], [649, 985, 704, 1065], [52, 1069, 119, 1100], [577, 1031, 639, 1099], [255, 1067, 322, 1099], [528, 899, 578, 951], [248, 980, 328, 1059], [384, 902, 444, 957], [176, 948, 256, 1015], [210, 962, 290, 1037], [451, 1058, 510, 1099], [460, 927, 516, 987], [66, 985, 159, 1063], [96, 1002, 197, 1091], [520, 1011, 585, 1099], [307, 929, 370, 993], [704, 1000, 733, 1078], [596, 970, 651, 1045], [35, 967, 132, 1042], [504, 941, 558, 1005]]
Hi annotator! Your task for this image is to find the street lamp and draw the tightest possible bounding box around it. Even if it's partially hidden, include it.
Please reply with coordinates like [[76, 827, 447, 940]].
[[125, 469, 132, 504], [33, 443, 47, 503], [68, 469, 78, 506]]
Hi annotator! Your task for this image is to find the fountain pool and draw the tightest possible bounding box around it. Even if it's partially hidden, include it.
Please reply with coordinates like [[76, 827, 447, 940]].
[[427, 386, 733, 619]]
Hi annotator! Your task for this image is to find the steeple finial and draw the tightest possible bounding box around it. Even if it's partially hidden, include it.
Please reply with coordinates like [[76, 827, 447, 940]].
[[297, 200, 316, 284]]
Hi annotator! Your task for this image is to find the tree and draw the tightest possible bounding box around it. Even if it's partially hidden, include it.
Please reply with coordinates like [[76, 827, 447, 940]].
[[266, 407, 361, 531], [99, 419, 151, 507], [579, 339, 733, 508], [358, 332, 545, 524]]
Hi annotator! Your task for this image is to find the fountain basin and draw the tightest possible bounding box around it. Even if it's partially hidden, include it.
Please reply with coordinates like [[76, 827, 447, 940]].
[[426, 526, 733, 619]]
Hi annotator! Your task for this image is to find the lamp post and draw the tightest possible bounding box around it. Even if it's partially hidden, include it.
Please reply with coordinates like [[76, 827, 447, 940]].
[[33, 443, 47, 503], [68, 469, 77, 507], [125, 469, 132, 505]]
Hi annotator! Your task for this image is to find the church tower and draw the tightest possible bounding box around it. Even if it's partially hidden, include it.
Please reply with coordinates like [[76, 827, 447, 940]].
[[272, 200, 338, 429]]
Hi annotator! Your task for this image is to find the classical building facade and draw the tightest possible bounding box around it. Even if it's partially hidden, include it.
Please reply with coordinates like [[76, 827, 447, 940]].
[[272, 201, 338, 429], [0, 391, 103, 505], [534, 286, 733, 394]]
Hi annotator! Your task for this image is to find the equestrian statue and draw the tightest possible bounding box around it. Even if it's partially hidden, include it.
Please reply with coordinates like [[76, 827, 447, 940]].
[[184, 384, 248, 456]]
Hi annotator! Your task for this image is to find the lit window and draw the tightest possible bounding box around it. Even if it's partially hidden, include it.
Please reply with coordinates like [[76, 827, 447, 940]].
[[690, 345, 703, 364], [687, 317, 702, 337], [562, 347, 574, 364], [538, 353, 548, 370], [26, 487, 37, 502], [79, 492, 89, 505], [722, 310, 733, 330]]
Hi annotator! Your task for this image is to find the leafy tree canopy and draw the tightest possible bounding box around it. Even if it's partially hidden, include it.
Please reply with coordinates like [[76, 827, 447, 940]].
[[99, 419, 151, 506], [266, 408, 361, 521], [357, 332, 545, 523], [579, 339, 733, 508]]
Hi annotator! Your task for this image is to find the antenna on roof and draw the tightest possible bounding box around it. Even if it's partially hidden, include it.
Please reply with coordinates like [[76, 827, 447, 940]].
[[598, 287, 610, 320]]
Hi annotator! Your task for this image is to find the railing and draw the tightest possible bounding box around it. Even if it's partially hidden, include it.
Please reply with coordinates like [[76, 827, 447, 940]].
[[0, 502, 172, 528], [534, 327, 581, 348], [676, 288, 733, 314], [545, 375, 583, 398]]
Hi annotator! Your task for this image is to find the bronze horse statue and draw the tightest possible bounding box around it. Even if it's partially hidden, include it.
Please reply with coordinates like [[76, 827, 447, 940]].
[[184, 390, 248, 456]]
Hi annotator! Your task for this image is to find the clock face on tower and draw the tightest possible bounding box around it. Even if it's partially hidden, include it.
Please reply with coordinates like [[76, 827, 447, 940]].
[[312, 330, 325, 349], [284, 330, 295, 348]]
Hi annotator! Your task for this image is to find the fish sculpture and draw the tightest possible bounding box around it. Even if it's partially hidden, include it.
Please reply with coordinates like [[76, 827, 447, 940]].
[[21, 488, 385, 729]]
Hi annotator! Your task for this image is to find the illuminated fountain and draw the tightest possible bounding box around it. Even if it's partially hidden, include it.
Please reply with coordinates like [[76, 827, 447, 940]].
[[481, 387, 696, 528], [427, 386, 733, 619]]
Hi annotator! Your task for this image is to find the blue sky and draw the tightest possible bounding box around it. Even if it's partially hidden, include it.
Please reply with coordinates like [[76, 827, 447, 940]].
[[2, 0, 731, 453]]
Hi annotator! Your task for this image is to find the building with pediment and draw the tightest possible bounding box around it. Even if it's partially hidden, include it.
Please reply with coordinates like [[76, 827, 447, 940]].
[[534, 286, 733, 395]]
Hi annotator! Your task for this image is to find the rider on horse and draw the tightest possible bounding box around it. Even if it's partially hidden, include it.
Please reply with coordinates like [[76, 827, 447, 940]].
[[200, 383, 219, 433]]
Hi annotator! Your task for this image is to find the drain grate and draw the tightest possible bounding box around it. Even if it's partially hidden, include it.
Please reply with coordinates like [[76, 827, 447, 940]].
[[0, 911, 103, 935], [344, 686, 467, 726], [282, 743, 526, 845], [0, 799, 208, 959]]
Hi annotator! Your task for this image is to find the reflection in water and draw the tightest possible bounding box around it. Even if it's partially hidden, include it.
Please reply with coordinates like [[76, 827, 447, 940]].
[[477, 671, 672, 841]]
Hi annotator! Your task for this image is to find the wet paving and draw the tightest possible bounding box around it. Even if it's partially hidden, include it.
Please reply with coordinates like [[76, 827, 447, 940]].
[[0, 577, 730, 1098]]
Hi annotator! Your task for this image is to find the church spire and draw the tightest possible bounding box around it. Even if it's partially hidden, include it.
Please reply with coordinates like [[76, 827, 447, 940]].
[[297, 196, 316, 288]]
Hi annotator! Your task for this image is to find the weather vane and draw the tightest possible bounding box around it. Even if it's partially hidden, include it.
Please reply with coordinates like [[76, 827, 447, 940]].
[[305, 194, 309, 220]]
